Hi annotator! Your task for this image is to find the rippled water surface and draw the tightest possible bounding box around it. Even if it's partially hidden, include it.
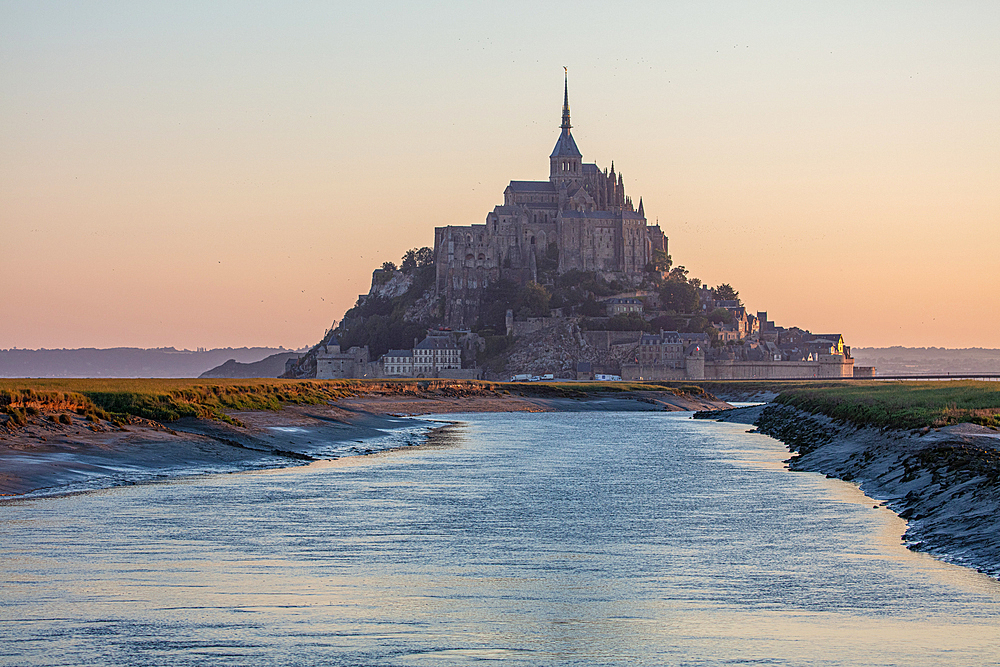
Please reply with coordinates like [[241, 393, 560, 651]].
[[3, 411, 1000, 666]]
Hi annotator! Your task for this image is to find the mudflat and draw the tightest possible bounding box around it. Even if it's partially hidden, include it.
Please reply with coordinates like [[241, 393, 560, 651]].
[[1, 389, 729, 497]]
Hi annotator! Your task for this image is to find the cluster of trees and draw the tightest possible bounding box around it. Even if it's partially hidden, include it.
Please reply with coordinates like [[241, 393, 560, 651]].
[[476, 270, 640, 331], [714, 283, 740, 303], [648, 263, 742, 340], [477, 279, 552, 331], [644, 248, 672, 275], [380, 246, 434, 274]]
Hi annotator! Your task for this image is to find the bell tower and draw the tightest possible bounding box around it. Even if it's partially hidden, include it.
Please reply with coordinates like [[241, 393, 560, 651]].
[[549, 69, 583, 189]]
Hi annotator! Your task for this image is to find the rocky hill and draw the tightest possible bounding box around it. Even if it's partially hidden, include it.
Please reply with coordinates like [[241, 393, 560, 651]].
[[199, 352, 301, 379]]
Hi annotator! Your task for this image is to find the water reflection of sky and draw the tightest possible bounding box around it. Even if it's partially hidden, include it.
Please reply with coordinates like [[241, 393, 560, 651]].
[[2, 411, 999, 666]]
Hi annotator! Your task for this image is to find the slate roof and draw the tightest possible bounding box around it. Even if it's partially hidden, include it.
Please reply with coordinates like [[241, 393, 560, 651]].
[[640, 331, 681, 345], [550, 129, 582, 158], [415, 335, 460, 350], [507, 181, 555, 193], [383, 350, 412, 358]]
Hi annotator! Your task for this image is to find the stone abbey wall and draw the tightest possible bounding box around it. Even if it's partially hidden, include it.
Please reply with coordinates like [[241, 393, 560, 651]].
[[622, 356, 855, 381]]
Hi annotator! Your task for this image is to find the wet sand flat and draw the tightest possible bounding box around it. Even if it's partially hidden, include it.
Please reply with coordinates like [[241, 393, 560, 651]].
[[1, 391, 729, 497]]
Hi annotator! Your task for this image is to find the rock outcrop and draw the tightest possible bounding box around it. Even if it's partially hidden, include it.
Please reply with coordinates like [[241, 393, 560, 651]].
[[485, 318, 640, 379]]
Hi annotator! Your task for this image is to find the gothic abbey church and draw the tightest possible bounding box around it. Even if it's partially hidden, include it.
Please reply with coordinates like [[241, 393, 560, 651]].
[[434, 75, 668, 327]]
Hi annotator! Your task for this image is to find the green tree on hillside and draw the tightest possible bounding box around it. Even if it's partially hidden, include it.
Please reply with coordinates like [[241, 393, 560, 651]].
[[714, 283, 740, 305], [606, 312, 650, 331], [646, 249, 671, 273], [401, 247, 434, 272], [660, 280, 700, 314], [667, 265, 689, 282], [649, 314, 684, 331], [708, 307, 734, 325], [577, 297, 605, 317], [515, 281, 551, 319]]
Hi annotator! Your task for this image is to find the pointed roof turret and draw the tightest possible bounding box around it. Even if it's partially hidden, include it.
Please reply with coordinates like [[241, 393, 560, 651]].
[[637, 197, 644, 217], [550, 68, 582, 159]]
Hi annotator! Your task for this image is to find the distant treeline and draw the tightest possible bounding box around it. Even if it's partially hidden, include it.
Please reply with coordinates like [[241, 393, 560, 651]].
[[0, 347, 299, 378], [852, 347, 1000, 375]]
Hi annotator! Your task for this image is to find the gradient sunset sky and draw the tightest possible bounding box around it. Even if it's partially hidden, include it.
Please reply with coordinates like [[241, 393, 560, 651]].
[[3, 2, 998, 350]]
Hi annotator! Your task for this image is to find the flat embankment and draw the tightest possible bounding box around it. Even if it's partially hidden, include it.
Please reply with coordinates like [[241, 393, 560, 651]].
[[770, 380, 1000, 429], [697, 380, 1000, 578], [0, 378, 729, 497]]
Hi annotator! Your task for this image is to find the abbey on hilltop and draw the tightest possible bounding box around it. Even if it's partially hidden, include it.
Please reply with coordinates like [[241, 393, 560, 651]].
[[434, 73, 668, 327]]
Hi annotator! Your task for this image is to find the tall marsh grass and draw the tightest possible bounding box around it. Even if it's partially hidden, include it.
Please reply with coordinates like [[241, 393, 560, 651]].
[[0, 379, 359, 424], [5, 377, 997, 431], [773, 380, 1000, 430]]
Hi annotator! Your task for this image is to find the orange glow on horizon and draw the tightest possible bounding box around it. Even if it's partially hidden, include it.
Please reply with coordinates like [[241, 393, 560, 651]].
[[2, 3, 998, 350]]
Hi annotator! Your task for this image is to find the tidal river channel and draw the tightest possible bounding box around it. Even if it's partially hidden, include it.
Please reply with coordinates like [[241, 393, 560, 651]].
[[3, 411, 1000, 666]]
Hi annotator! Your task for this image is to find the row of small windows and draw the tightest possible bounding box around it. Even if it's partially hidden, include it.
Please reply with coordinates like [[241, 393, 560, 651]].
[[559, 160, 579, 172]]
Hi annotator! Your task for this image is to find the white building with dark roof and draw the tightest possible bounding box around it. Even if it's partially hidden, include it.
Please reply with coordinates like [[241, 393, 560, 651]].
[[413, 331, 462, 376], [377, 331, 463, 378], [605, 297, 644, 316], [381, 350, 413, 377]]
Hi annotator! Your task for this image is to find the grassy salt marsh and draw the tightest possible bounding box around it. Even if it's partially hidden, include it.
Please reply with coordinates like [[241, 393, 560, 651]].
[[771, 380, 1000, 430]]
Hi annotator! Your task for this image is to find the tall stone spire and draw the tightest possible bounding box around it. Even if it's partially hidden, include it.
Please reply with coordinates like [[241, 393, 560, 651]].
[[561, 67, 572, 131], [549, 67, 582, 185]]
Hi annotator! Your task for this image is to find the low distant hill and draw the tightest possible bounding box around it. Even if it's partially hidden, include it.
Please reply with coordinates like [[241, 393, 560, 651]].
[[199, 352, 301, 379], [0, 347, 298, 378], [852, 347, 1000, 375]]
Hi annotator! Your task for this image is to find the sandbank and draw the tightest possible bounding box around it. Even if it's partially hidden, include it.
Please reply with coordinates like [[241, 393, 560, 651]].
[[1, 389, 729, 498]]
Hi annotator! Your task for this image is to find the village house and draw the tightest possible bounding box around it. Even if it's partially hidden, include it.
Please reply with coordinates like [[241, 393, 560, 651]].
[[381, 349, 413, 377], [413, 331, 462, 376], [377, 330, 475, 378], [605, 297, 644, 316]]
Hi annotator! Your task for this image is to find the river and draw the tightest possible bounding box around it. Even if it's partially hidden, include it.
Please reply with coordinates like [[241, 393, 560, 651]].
[[2, 411, 999, 666]]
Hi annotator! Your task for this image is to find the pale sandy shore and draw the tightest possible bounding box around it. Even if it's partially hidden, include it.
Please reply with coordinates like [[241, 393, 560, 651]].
[[0, 390, 728, 498]]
